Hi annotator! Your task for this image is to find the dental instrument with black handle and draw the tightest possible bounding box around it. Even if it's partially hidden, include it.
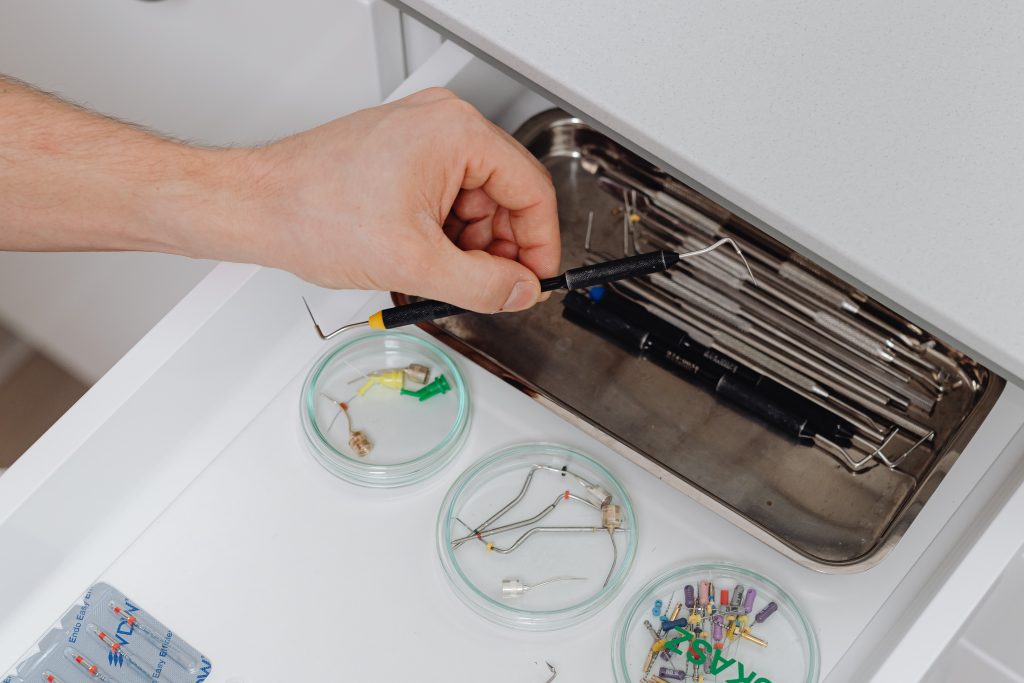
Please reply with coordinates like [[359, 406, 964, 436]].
[[304, 238, 756, 339]]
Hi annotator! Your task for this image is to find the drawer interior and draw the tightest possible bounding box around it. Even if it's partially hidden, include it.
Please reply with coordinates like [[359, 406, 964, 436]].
[[395, 109, 1004, 571]]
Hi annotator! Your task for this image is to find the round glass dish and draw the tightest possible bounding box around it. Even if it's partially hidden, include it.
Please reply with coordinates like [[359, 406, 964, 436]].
[[437, 443, 638, 630], [613, 562, 819, 683], [300, 332, 470, 488]]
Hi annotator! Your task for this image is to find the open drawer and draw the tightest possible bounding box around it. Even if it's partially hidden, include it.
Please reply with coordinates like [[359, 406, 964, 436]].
[[380, 40, 1024, 680], [2, 34, 1023, 683], [391, 46, 1006, 573]]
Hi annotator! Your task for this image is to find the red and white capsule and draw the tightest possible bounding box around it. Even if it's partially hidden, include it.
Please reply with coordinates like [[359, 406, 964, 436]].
[[108, 601, 137, 627], [64, 647, 117, 682], [88, 623, 121, 652], [108, 600, 198, 675]]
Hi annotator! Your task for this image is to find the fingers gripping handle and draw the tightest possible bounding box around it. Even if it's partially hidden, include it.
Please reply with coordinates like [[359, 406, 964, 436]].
[[381, 251, 678, 329]]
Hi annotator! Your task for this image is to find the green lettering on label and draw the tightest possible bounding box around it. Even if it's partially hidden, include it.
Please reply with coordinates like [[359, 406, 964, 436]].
[[710, 649, 736, 675], [663, 639, 683, 655], [672, 626, 695, 641], [664, 627, 694, 654], [726, 662, 757, 683], [655, 625, 771, 683], [687, 639, 713, 666]]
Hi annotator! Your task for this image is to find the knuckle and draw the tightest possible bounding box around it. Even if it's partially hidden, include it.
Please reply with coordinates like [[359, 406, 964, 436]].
[[465, 262, 508, 312], [437, 95, 481, 122], [405, 86, 455, 104], [473, 285, 506, 313], [424, 86, 456, 100], [542, 175, 557, 200]]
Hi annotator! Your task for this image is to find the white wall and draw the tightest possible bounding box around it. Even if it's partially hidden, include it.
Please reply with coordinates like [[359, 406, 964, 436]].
[[0, 0, 405, 382]]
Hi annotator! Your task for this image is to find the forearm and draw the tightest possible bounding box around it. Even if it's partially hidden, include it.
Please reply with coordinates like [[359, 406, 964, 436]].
[[0, 75, 248, 257], [0, 81, 559, 312]]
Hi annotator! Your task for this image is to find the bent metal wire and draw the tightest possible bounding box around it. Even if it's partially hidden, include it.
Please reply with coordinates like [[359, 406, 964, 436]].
[[452, 463, 629, 591]]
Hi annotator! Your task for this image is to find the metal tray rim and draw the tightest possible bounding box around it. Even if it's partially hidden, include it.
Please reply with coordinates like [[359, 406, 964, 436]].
[[391, 107, 1006, 572], [384, 309, 1005, 573]]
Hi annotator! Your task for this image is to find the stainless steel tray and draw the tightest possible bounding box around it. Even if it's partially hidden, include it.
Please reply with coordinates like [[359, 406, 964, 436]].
[[394, 110, 1003, 572]]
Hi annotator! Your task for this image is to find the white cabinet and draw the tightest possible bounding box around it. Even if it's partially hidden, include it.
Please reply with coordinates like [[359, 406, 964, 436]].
[[0, 2, 1020, 680], [0, 0, 407, 382], [3, 38, 1024, 683], [0, 0, 399, 145]]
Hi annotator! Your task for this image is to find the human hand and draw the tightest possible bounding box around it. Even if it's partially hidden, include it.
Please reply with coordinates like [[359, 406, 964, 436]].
[[216, 88, 561, 313], [2, 79, 560, 312]]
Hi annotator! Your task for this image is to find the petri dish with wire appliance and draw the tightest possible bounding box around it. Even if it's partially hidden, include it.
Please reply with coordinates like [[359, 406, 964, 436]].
[[300, 331, 470, 487], [613, 562, 819, 683], [437, 443, 638, 630]]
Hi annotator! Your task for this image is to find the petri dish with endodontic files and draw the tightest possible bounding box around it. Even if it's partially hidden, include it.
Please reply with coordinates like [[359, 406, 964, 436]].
[[438, 442, 638, 631], [300, 331, 470, 488], [613, 561, 819, 683]]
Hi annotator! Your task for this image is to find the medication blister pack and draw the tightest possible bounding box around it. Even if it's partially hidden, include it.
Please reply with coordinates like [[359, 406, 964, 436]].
[[2, 583, 211, 683]]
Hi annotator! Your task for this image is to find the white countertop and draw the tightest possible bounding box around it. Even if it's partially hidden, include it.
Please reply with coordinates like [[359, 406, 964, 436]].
[[395, 0, 1024, 383]]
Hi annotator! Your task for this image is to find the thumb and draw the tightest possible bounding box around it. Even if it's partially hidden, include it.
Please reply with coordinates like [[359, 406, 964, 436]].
[[421, 244, 541, 314]]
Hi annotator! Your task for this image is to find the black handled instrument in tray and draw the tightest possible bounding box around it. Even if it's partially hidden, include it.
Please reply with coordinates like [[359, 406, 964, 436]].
[[377, 250, 679, 329], [305, 238, 754, 339]]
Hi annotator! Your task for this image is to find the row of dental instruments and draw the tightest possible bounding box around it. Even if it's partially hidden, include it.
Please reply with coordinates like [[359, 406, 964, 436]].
[[579, 148, 952, 473]]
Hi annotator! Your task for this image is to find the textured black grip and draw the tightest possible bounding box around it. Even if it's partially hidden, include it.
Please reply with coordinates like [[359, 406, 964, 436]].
[[539, 275, 567, 292], [380, 299, 469, 328], [716, 373, 810, 443], [562, 251, 675, 290]]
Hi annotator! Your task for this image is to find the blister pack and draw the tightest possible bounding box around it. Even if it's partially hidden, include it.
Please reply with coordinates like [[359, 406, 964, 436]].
[[2, 583, 211, 683]]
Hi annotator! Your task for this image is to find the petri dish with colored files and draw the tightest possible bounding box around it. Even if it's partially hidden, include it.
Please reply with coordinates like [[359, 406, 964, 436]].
[[613, 562, 819, 683], [300, 331, 470, 487], [438, 443, 638, 630]]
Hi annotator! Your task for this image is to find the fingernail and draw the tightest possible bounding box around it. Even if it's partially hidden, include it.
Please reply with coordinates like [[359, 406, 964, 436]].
[[501, 280, 539, 312]]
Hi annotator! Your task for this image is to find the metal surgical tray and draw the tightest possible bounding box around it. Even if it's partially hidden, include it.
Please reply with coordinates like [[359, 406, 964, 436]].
[[393, 109, 1003, 572]]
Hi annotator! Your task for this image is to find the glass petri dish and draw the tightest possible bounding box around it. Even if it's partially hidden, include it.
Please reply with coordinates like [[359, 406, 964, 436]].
[[437, 443, 638, 630], [300, 332, 470, 487], [613, 562, 819, 683]]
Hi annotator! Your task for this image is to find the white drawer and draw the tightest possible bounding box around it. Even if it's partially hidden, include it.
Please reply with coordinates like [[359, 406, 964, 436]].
[[1, 41, 1022, 683]]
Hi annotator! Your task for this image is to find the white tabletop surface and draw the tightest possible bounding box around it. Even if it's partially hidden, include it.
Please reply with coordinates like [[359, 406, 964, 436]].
[[396, 0, 1024, 383]]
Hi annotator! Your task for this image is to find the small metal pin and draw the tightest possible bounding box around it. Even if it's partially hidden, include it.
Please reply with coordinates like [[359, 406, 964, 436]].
[[302, 297, 369, 340], [601, 502, 623, 587], [678, 237, 758, 287], [544, 662, 557, 683], [739, 630, 768, 647], [630, 189, 642, 254], [584, 211, 594, 253], [623, 188, 630, 255], [643, 648, 657, 676], [501, 576, 586, 599]]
